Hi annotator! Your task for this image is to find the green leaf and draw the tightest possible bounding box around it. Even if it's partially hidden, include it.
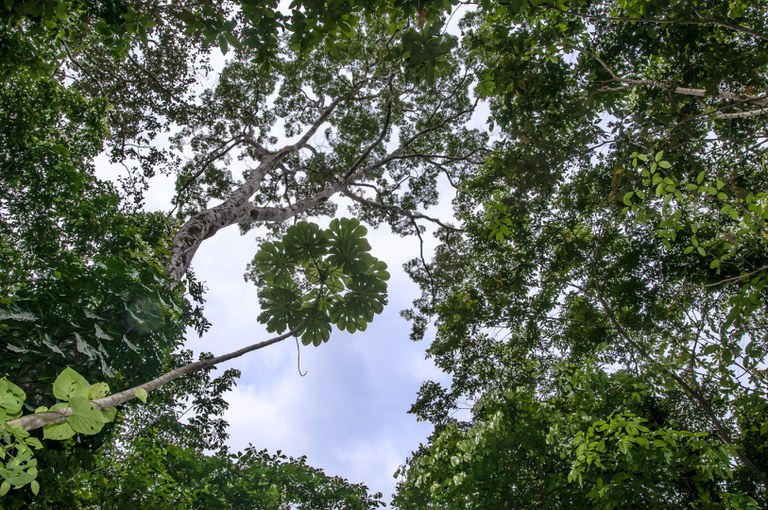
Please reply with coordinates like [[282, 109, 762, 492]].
[[52, 367, 90, 401], [25, 437, 42, 450], [31, 480, 39, 495], [283, 222, 329, 263], [299, 311, 333, 346], [101, 407, 117, 423], [43, 421, 75, 441], [68, 396, 105, 435], [88, 382, 110, 399], [0, 379, 26, 419], [133, 388, 148, 403]]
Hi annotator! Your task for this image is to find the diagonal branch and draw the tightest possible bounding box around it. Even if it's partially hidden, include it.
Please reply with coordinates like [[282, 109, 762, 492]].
[[7, 308, 317, 432], [342, 74, 396, 181]]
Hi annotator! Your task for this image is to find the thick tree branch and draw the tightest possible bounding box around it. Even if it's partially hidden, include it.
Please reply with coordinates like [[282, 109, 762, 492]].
[[167, 156, 278, 281], [715, 107, 768, 120], [167, 79, 475, 282], [167, 90, 355, 280]]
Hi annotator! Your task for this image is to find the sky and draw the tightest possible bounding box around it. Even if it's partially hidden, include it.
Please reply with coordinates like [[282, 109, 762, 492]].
[[125, 169, 454, 502], [184, 206, 449, 503]]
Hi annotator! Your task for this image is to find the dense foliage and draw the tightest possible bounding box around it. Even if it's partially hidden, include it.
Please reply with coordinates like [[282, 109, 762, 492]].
[[3, 0, 768, 507], [1, 0, 466, 505], [394, 0, 768, 508]]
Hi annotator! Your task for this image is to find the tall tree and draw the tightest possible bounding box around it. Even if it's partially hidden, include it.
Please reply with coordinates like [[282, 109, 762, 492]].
[[1, 0, 481, 501]]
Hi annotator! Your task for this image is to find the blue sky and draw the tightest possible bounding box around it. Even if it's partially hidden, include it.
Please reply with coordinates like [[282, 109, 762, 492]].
[[183, 203, 450, 503]]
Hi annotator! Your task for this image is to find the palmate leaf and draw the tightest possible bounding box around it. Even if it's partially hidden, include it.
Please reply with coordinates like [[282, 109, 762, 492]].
[[299, 310, 333, 346], [257, 284, 303, 333], [329, 297, 370, 334], [251, 241, 294, 286], [326, 218, 373, 275], [251, 218, 388, 346], [283, 222, 330, 263], [329, 274, 388, 332]]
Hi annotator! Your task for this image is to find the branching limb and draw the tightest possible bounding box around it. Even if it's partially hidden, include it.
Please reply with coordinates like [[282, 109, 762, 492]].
[[589, 52, 768, 117], [343, 187, 462, 232], [551, 7, 768, 42], [342, 74, 396, 181], [170, 134, 246, 214], [168, 76, 475, 281]]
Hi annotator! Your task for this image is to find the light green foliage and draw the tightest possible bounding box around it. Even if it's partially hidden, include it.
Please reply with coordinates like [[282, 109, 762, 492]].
[[0, 368, 117, 495], [248, 218, 389, 346], [0, 380, 41, 497]]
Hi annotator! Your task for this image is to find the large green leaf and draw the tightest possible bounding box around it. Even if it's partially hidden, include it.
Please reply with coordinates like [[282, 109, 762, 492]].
[[68, 397, 106, 435], [52, 367, 90, 401]]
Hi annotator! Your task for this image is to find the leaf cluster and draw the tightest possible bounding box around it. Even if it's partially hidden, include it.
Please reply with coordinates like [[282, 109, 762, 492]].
[[248, 218, 389, 346]]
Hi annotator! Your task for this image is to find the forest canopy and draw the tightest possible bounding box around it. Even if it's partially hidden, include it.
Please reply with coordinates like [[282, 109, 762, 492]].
[[1, 0, 768, 508]]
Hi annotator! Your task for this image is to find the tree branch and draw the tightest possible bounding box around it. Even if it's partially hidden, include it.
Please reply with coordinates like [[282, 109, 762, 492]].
[[171, 134, 246, 215], [715, 107, 768, 120], [167, 77, 475, 281], [7, 316, 311, 432], [589, 52, 768, 113], [343, 188, 462, 232], [551, 7, 768, 41]]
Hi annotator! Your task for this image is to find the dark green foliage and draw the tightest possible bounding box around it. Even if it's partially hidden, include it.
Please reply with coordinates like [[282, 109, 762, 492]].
[[248, 218, 389, 346], [395, 1, 768, 508], [0, 71, 189, 405], [63, 433, 385, 509]]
